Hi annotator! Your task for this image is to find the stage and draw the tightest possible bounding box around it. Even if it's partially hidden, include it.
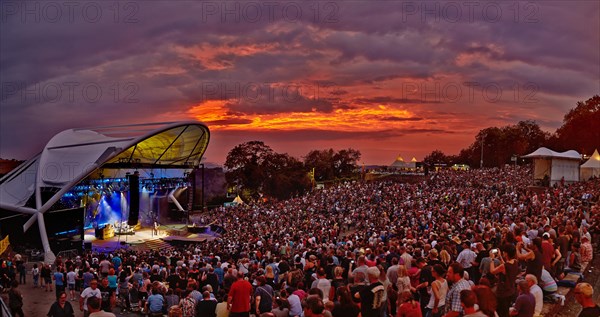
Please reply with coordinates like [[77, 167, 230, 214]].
[[83, 224, 216, 252]]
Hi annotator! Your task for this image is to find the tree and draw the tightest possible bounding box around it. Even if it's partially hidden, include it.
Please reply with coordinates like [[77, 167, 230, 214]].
[[303, 149, 335, 181], [423, 150, 451, 166], [553, 95, 600, 154], [224, 141, 273, 199], [457, 121, 549, 168], [263, 153, 311, 200], [224, 141, 311, 200], [303, 148, 361, 180], [333, 148, 361, 178]]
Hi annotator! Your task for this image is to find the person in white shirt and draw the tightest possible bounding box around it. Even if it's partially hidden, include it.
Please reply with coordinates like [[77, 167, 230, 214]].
[[80, 279, 102, 317], [287, 288, 303, 317], [386, 257, 400, 288], [456, 243, 477, 270], [400, 246, 413, 270], [426, 264, 448, 317], [66, 267, 77, 301], [526, 274, 543, 317], [310, 268, 331, 303]]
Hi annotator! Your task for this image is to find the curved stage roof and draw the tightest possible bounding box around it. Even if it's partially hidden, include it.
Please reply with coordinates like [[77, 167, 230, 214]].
[[0, 121, 210, 261]]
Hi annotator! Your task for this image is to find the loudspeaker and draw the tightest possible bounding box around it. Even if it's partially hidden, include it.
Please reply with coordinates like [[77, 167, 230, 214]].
[[84, 242, 92, 250], [127, 174, 140, 226]]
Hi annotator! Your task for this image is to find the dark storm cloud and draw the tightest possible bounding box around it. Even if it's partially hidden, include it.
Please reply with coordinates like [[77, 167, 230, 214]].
[[0, 0, 598, 161], [380, 116, 424, 122], [214, 127, 452, 143], [224, 83, 337, 115], [354, 96, 441, 105], [205, 118, 253, 125]]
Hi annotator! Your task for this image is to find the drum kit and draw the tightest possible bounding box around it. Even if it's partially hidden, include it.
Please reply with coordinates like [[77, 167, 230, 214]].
[[114, 221, 135, 235]]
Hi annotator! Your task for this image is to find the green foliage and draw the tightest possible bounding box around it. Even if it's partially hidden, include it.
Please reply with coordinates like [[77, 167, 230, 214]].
[[450, 95, 599, 168], [455, 120, 550, 167], [223, 96, 598, 188], [334, 149, 362, 178], [552, 95, 600, 153], [423, 150, 456, 166], [224, 141, 273, 199], [224, 142, 361, 199], [224, 141, 310, 200], [263, 153, 311, 200], [303, 148, 361, 181], [304, 149, 335, 181]]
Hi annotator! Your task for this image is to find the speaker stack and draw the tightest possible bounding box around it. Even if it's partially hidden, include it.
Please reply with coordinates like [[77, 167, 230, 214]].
[[127, 174, 140, 226]]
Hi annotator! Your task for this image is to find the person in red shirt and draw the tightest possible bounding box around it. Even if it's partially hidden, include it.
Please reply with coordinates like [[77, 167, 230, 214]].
[[541, 233, 562, 276], [227, 272, 253, 317], [397, 290, 422, 317]]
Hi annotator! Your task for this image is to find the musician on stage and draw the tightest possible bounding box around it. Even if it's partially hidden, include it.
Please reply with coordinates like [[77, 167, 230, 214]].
[[153, 221, 159, 236]]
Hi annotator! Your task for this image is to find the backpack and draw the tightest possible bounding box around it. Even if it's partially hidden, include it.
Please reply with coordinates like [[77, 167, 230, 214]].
[[290, 268, 303, 287]]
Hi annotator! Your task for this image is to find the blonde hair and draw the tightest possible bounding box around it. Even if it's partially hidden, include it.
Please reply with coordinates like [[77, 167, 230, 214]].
[[440, 249, 451, 265], [397, 265, 408, 278], [265, 265, 275, 278], [334, 266, 344, 278]]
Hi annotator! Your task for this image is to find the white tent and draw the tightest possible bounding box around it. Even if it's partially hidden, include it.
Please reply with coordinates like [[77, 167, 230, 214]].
[[389, 154, 416, 170], [522, 147, 581, 186], [0, 121, 210, 262], [581, 149, 600, 180], [232, 195, 245, 205]]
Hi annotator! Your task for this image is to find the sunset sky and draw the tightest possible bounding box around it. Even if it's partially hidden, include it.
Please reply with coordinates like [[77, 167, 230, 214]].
[[1, 1, 599, 165]]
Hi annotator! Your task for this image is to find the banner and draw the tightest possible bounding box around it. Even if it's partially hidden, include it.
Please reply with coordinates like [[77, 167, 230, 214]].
[[0, 235, 9, 255]]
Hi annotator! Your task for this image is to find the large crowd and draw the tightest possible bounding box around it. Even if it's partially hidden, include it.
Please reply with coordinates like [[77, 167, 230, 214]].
[[2, 165, 600, 317]]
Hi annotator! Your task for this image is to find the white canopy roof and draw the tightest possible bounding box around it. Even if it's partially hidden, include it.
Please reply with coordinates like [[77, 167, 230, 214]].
[[233, 195, 245, 204], [1, 121, 209, 210], [390, 154, 416, 169], [581, 149, 600, 168], [522, 147, 581, 160], [0, 121, 210, 261]]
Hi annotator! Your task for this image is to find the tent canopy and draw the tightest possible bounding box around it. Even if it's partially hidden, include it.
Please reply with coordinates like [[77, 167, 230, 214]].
[[581, 149, 600, 181], [522, 147, 581, 160], [390, 154, 416, 169], [523, 147, 581, 186], [233, 195, 244, 205], [581, 149, 600, 168]]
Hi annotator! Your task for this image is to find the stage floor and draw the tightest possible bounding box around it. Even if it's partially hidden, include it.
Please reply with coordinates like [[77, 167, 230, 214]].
[[84, 227, 169, 252], [84, 224, 216, 252]]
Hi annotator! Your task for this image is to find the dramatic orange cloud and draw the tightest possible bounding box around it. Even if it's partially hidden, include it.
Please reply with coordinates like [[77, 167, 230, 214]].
[[188, 100, 425, 132], [174, 42, 281, 70]]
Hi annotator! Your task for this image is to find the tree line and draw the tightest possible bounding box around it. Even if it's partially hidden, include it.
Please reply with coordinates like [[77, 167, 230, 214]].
[[424, 95, 600, 168], [224, 141, 361, 200], [225, 95, 599, 200]]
